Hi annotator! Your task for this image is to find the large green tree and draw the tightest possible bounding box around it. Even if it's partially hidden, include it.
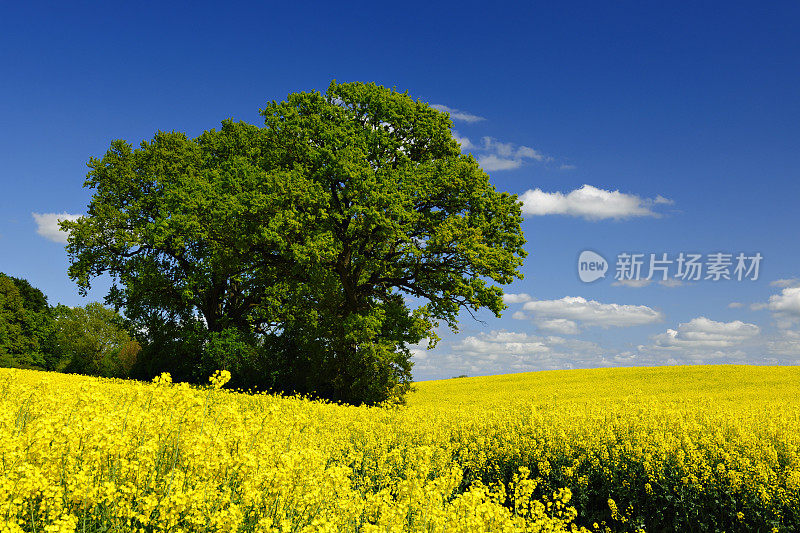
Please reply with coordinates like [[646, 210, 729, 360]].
[[63, 81, 527, 404]]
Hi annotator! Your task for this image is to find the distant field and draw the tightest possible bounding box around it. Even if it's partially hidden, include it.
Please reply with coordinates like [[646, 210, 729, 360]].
[[411, 364, 800, 411], [2, 365, 799, 532]]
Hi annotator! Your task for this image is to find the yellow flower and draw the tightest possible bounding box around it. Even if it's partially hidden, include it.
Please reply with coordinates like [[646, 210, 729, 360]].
[[209, 369, 231, 389]]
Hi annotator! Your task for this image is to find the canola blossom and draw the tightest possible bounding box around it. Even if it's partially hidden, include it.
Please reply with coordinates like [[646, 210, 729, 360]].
[[1, 365, 799, 532]]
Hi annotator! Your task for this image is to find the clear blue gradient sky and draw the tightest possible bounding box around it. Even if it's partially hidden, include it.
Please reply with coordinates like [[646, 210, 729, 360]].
[[2, 2, 799, 379]]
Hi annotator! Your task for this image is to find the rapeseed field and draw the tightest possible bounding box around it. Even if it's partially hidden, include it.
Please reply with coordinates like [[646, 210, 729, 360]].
[[2, 365, 799, 532]]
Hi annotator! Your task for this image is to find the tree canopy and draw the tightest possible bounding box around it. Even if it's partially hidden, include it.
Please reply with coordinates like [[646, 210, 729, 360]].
[[53, 303, 140, 377], [63, 81, 527, 404], [0, 273, 56, 369]]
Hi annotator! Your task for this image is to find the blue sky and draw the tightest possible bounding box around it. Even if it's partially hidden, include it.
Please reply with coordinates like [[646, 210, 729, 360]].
[[2, 2, 800, 379]]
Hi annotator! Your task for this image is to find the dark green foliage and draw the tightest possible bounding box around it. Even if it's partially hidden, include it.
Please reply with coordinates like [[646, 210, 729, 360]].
[[0, 274, 140, 378], [128, 315, 206, 383], [0, 273, 56, 369], [62, 81, 527, 404]]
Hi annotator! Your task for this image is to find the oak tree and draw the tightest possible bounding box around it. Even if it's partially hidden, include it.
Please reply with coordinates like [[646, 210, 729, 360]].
[[63, 81, 527, 404]]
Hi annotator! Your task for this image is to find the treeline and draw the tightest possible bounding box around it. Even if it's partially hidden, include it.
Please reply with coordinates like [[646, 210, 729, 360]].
[[0, 272, 139, 377]]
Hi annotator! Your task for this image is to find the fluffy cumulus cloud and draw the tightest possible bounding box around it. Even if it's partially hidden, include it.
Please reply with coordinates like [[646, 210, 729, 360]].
[[619, 316, 770, 365], [477, 137, 551, 171], [503, 293, 532, 304], [410, 312, 796, 379], [412, 283, 800, 378], [478, 154, 524, 171], [519, 185, 673, 220], [451, 131, 473, 150], [522, 296, 662, 329], [451, 133, 552, 171], [534, 318, 579, 335], [766, 287, 800, 328], [410, 330, 603, 378], [651, 317, 760, 350], [430, 104, 486, 123], [454, 330, 551, 356], [32, 212, 82, 243]]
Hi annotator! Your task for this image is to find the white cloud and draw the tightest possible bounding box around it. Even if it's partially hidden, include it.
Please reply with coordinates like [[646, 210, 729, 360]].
[[653, 196, 674, 205], [535, 318, 579, 335], [473, 136, 552, 171], [771, 278, 800, 288], [478, 154, 523, 171], [768, 329, 800, 357], [522, 296, 662, 328], [454, 330, 551, 356], [452, 130, 473, 151], [32, 212, 82, 243], [413, 329, 603, 376], [766, 287, 800, 328], [409, 347, 428, 361], [612, 279, 652, 288], [623, 315, 771, 365], [663, 349, 750, 365], [651, 317, 760, 350], [513, 145, 547, 161], [610, 351, 638, 364], [503, 293, 533, 304], [728, 302, 745, 309], [519, 185, 672, 220], [511, 311, 528, 320], [750, 286, 800, 328], [559, 164, 576, 170], [481, 137, 515, 158], [659, 279, 684, 288], [430, 104, 485, 123]]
